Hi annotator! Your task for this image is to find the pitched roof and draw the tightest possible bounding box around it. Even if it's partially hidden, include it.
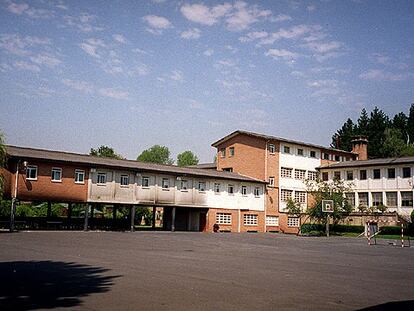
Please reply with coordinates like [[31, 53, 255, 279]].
[[318, 156, 414, 169], [211, 130, 356, 155], [5, 145, 264, 183], [187, 163, 217, 169]]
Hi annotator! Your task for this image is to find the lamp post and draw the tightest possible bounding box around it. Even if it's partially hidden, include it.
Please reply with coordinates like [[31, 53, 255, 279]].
[[10, 160, 27, 232]]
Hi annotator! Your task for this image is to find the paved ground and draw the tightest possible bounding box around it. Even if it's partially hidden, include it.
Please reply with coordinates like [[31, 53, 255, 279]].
[[0, 232, 413, 311]]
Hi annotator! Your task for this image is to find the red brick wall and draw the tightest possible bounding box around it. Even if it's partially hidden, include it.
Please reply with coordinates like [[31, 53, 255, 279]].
[[0, 167, 12, 199], [216, 134, 266, 180], [207, 208, 266, 232], [8, 160, 88, 202]]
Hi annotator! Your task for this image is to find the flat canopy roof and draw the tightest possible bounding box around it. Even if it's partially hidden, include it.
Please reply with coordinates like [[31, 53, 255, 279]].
[[6, 145, 265, 184], [212, 130, 356, 155], [318, 156, 414, 169]]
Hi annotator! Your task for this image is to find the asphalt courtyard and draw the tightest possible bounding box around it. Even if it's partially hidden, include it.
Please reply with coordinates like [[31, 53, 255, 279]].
[[0, 231, 413, 311]]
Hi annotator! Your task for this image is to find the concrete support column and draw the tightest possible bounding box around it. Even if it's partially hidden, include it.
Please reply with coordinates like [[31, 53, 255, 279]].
[[67, 203, 72, 229], [83, 204, 89, 231], [152, 206, 156, 229], [10, 198, 17, 232], [47, 201, 52, 219], [130, 206, 136, 232], [171, 207, 176, 232]]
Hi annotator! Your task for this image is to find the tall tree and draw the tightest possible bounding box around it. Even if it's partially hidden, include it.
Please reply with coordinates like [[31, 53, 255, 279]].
[[382, 128, 407, 157], [177, 151, 199, 167], [368, 107, 390, 158], [0, 131, 5, 197], [407, 103, 414, 145], [331, 118, 356, 151], [90, 145, 123, 159], [356, 108, 369, 136], [392, 112, 408, 140], [137, 145, 174, 165]]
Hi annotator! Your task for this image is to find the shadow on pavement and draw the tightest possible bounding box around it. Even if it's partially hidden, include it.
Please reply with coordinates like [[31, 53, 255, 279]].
[[357, 300, 414, 310], [0, 260, 120, 310]]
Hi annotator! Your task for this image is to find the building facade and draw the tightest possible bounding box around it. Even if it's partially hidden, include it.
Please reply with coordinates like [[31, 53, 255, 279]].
[[212, 130, 359, 233], [3, 145, 266, 232], [318, 157, 414, 222]]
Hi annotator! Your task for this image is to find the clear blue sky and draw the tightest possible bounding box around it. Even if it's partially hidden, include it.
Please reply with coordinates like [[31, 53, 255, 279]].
[[1, 0, 413, 162]]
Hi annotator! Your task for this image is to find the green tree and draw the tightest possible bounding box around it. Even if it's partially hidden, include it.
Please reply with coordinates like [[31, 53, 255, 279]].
[[382, 128, 407, 157], [407, 104, 414, 145], [356, 108, 370, 136], [331, 118, 356, 150], [368, 107, 390, 158], [401, 144, 414, 156], [0, 131, 6, 198], [305, 178, 354, 228], [392, 112, 408, 141], [177, 151, 199, 167], [285, 198, 302, 216], [137, 145, 174, 165], [90, 145, 123, 159]]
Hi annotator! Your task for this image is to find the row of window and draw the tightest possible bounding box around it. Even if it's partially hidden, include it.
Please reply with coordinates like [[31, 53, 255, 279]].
[[280, 189, 307, 204], [280, 167, 318, 181], [96, 173, 262, 197], [322, 167, 412, 181], [26, 166, 85, 184], [215, 213, 299, 227], [220, 147, 235, 158], [346, 191, 413, 207]]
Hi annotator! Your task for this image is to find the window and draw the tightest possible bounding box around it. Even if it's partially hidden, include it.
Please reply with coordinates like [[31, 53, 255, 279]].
[[97, 173, 106, 184], [243, 214, 258, 225], [214, 183, 220, 193], [229, 147, 235, 157], [283, 146, 290, 154], [120, 175, 129, 186], [310, 150, 316, 158], [346, 171, 353, 181], [333, 171, 341, 180], [297, 148, 304, 156], [266, 216, 279, 226], [373, 169, 381, 179], [254, 187, 260, 197], [360, 170, 367, 180], [345, 193, 355, 207], [220, 148, 226, 157], [26, 165, 37, 180], [372, 192, 383, 206], [198, 181, 206, 192], [401, 192, 413, 207], [268, 176, 275, 187], [323, 153, 330, 160], [308, 171, 318, 181], [287, 217, 299, 227], [142, 176, 150, 188], [335, 155, 340, 161], [51, 168, 62, 182], [294, 191, 306, 204], [403, 167, 411, 178], [281, 189, 293, 202], [241, 186, 247, 196], [228, 184, 234, 194], [162, 178, 170, 189], [358, 192, 368, 207], [294, 169, 306, 180], [75, 170, 85, 184], [386, 192, 397, 207], [322, 172, 328, 181], [281, 167, 292, 178], [388, 168, 396, 179], [222, 167, 233, 172], [268, 143, 276, 153], [180, 179, 188, 190], [216, 213, 231, 225]]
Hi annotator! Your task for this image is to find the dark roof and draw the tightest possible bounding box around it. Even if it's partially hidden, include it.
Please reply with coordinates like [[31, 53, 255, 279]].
[[211, 130, 356, 155], [187, 163, 217, 169], [5, 145, 265, 183], [318, 156, 414, 169]]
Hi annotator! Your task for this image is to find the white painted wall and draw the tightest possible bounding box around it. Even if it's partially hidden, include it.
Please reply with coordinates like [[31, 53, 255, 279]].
[[88, 169, 265, 211]]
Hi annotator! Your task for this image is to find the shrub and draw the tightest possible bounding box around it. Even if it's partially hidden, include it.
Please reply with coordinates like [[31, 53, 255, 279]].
[[379, 226, 402, 235], [301, 223, 364, 234]]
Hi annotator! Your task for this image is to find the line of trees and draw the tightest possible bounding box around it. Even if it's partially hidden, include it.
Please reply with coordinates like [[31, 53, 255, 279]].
[[331, 104, 414, 158], [89, 144, 199, 167]]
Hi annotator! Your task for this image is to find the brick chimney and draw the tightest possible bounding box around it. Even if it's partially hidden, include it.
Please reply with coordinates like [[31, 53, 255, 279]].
[[351, 136, 368, 160]]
